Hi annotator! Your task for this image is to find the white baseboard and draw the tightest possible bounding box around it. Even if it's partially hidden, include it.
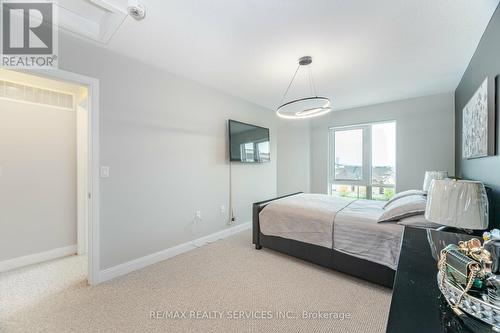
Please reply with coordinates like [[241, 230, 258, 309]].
[[0, 245, 77, 273], [99, 222, 251, 283]]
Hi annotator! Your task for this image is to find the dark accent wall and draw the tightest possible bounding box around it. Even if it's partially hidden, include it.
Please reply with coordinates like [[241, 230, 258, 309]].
[[455, 4, 500, 227]]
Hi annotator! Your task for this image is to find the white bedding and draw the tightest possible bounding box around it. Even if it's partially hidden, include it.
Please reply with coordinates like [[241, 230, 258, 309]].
[[259, 194, 404, 269]]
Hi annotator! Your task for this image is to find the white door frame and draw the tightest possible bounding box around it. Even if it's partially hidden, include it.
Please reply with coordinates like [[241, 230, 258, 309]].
[[76, 100, 89, 256], [27, 68, 100, 285]]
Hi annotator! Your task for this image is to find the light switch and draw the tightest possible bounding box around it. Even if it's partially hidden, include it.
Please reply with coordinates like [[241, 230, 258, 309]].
[[100, 166, 110, 178]]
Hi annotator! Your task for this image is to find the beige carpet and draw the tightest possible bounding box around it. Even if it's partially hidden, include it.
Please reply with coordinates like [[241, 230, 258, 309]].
[[0, 254, 87, 321], [0, 231, 392, 333]]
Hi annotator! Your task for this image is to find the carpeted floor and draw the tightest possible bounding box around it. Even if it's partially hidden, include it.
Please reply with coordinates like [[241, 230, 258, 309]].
[[0, 254, 87, 321], [0, 230, 392, 333]]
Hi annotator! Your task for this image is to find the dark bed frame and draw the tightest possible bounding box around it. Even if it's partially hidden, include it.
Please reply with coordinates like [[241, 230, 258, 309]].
[[252, 192, 396, 288]]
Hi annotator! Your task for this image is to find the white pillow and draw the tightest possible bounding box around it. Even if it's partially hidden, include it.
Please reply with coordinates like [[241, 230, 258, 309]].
[[378, 195, 427, 222], [383, 189, 426, 209], [397, 214, 442, 229]]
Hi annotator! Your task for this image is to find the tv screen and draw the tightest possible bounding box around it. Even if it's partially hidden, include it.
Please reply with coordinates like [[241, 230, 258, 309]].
[[229, 120, 270, 163]]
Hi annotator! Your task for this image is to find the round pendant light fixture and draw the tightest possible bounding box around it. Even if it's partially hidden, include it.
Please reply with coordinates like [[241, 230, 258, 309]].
[[276, 56, 332, 119]]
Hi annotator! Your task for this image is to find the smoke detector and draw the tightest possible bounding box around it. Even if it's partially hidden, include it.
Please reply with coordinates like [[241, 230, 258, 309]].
[[128, 0, 146, 20]]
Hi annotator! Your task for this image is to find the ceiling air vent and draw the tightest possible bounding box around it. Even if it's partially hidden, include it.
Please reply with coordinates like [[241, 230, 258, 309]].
[[56, 0, 128, 44]]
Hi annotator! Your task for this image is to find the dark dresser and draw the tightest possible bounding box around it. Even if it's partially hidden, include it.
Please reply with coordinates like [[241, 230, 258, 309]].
[[386, 227, 495, 333]]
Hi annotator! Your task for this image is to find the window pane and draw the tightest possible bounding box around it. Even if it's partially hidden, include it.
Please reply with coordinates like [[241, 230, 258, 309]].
[[371, 186, 395, 201], [334, 129, 363, 180], [371, 122, 395, 186], [331, 184, 367, 199]]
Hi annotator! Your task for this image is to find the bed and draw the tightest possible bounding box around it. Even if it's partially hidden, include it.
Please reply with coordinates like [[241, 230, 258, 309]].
[[252, 192, 430, 288]]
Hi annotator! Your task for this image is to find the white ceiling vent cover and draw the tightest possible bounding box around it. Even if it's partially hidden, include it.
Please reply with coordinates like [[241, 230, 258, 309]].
[[57, 0, 128, 44]]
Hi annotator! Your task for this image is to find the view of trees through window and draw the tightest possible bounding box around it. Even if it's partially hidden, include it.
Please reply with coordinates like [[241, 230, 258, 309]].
[[329, 122, 396, 201]]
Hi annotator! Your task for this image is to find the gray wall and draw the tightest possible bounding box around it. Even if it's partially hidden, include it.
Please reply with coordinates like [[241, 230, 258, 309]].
[[277, 119, 311, 195], [58, 34, 277, 270], [0, 100, 76, 261], [455, 4, 500, 227], [310, 93, 455, 194]]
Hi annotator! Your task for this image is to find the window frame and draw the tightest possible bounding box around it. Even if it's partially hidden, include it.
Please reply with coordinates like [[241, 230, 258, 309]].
[[328, 121, 396, 200]]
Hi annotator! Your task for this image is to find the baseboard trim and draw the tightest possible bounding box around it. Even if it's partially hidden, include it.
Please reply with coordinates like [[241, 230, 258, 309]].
[[0, 245, 77, 273], [99, 222, 251, 283]]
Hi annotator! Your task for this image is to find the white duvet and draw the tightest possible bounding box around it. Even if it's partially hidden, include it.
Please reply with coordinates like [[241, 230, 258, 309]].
[[259, 193, 404, 269]]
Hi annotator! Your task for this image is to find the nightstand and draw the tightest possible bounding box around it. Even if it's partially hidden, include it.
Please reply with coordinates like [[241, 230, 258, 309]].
[[386, 227, 495, 333]]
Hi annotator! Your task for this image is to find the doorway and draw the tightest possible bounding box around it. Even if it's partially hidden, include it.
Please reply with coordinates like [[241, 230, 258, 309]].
[[0, 68, 99, 287]]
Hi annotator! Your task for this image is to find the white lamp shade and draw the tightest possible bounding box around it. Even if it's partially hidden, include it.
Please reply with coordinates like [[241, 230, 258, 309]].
[[425, 179, 489, 230], [423, 171, 449, 192]]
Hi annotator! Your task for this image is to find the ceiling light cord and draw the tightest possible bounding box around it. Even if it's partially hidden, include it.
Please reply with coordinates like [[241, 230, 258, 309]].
[[307, 66, 313, 96], [309, 65, 318, 97], [279, 64, 301, 106]]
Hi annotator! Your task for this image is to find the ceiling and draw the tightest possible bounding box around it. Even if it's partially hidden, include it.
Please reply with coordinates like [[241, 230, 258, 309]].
[[81, 0, 499, 111]]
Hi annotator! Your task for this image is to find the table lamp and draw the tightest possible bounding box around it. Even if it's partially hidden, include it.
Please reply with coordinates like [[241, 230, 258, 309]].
[[425, 179, 489, 231], [423, 171, 449, 192]]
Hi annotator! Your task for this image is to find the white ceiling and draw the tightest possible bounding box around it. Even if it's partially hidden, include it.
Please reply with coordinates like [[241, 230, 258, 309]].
[[95, 0, 499, 111]]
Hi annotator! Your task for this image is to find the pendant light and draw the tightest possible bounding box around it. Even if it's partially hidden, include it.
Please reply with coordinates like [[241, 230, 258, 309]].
[[276, 56, 332, 119]]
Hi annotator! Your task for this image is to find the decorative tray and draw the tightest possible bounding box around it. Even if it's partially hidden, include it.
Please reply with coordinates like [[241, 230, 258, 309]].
[[438, 272, 500, 331]]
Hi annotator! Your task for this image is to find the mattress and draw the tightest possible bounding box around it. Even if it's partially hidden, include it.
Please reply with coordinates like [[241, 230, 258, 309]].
[[259, 194, 404, 269]]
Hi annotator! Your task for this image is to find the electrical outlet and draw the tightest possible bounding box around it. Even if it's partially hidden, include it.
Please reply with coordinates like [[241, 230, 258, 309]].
[[100, 166, 110, 178], [220, 205, 226, 214], [195, 210, 202, 220], [228, 212, 235, 225]]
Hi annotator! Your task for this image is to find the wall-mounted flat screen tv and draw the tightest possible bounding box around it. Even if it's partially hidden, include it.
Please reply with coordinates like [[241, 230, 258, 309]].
[[229, 120, 270, 163]]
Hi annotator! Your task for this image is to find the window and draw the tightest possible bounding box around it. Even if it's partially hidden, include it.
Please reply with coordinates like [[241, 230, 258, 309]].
[[329, 121, 396, 200], [334, 128, 363, 181]]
